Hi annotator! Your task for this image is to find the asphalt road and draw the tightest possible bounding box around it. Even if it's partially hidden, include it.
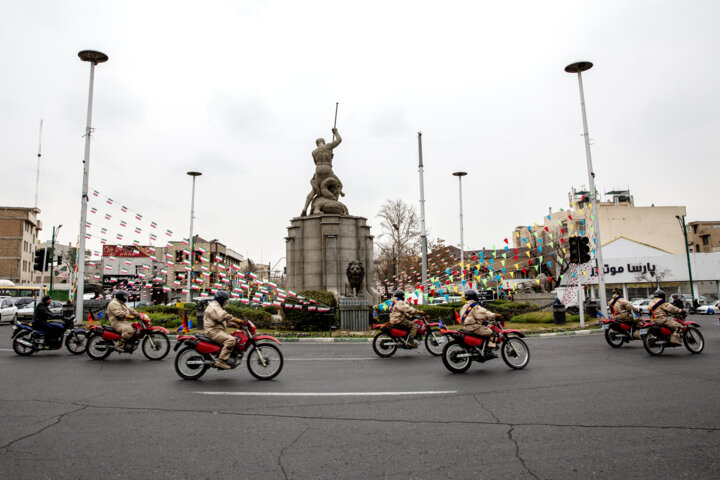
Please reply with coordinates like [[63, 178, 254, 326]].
[[0, 316, 719, 480]]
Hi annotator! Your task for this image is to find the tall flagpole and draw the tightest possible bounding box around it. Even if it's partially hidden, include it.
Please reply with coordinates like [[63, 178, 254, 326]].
[[417, 132, 428, 289], [35, 120, 43, 209]]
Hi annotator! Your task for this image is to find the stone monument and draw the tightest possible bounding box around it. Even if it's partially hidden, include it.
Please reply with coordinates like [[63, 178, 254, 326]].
[[286, 126, 378, 329]]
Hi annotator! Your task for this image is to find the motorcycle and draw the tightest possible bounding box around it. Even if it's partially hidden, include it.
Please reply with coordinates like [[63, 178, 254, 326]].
[[371, 314, 447, 357], [441, 317, 530, 373], [11, 316, 87, 356], [602, 315, 644, 348], [85, 313, 171, 361], [174, 320, 283, 380], [640, 314, 704, 356]]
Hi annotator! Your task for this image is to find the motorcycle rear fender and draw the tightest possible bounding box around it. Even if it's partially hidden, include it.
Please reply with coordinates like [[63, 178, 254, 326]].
[[11, 325, 31, 338], [173, 335, 198, 351], [150, 325, 170, 334], [253, 334, 282, 345]]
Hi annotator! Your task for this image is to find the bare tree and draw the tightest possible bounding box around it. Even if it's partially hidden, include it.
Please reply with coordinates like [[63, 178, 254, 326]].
[[375, 199, 421, 288], [635, 267, 672, 289]]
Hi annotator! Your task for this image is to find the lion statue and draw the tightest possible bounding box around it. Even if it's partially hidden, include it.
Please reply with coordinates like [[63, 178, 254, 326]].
[[346, 261, 365, 296]]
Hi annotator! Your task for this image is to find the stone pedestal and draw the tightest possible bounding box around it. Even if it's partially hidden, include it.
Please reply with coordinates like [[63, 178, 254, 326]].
[[339, 296, 371, 331], [286, 214, 378, 305]]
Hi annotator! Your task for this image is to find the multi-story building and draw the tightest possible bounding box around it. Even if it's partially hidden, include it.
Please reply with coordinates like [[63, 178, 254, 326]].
[[513, 189, 686, 255], [688, 221, 720, 253], [34, 241, 76, 289], [0, 207, 42, 284], [511, 189, 719, 301]]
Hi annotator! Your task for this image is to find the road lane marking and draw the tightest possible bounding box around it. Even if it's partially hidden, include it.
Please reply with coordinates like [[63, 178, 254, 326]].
[[286, 357, 377, 361], [196, 391, 456, 397], [0, 348, 13, 352]]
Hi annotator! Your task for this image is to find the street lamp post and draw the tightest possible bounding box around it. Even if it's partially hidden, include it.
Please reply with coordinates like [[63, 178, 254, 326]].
[[676, 215, 696, 303], [453, 172, 467, 284], [565, 61, 608, 318], [186, 171, 202, 302], [49, 225, 62, 296], [75, 50, 108, 325]]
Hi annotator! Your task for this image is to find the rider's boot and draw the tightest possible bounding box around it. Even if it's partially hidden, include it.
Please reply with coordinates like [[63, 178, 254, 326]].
[[406, 337, 418, 348], [115, 339, 126, 352], [669, 332, 682, 345], [633, 329, 641, 339], [214, 359, 232, 370], [487, 335, 497, 348]]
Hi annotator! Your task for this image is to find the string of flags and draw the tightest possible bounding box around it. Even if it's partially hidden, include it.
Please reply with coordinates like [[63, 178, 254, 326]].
[[374, 197, 600, 309], [69, 187, 332, 311]]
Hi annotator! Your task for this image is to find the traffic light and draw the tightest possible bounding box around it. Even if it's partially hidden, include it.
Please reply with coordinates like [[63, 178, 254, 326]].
[[34, 248, 48, 271], [579, 237, 592, 263], [568, 236, 580, 264]]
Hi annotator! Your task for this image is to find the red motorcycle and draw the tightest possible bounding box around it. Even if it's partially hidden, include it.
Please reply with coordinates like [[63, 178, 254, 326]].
[[640, 314, 704, 356], [441, 318, 529, 373], [174, 320, 283, 380], [371, 315, 447, 357], [86, 313, 171, 361], [602, 315, 644, 348]]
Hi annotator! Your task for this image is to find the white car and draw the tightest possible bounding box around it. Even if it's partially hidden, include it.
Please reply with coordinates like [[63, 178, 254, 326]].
[[16, 300, 64, 321], [696, 302, 719, 315], [0, 297, 19, 323], [632, 299, 653, 314]]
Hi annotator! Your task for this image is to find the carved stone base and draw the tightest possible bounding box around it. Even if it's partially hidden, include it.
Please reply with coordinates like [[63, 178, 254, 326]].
[[285, 214, 378, 305]]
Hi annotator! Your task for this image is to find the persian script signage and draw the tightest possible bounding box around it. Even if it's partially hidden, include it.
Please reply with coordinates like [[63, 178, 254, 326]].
[[102, 245, 152, 258]]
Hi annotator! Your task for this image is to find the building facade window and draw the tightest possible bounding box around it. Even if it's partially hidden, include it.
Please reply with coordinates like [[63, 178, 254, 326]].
[[702, 235, 710, 246]]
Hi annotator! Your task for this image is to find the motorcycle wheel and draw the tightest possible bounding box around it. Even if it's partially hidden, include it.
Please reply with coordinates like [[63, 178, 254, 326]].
[[604, 328, 624, 348], [175, 346, 209, 380], [12, 330, 37, 356], [501, 338, 530, 370], [247, 343, 284, 380], [141, 332, 170, 360], [642, 331, 665, 356], [86, 334, 113, 360], [65, 331, 88, 355], [441, 341, 472, 374], [372, 332, 397, 358], [424, 329, 446, 356], [683, 327, 704, 354]]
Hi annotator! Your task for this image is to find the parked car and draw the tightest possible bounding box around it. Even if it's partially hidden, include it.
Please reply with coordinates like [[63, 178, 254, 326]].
[[1, 298, 19, 323], [9, 297, 34, 309], [632, 299, 653, 314], [696, 301, 719, 315], [16, 300, 64, 321], [429, 297, 448, 305]]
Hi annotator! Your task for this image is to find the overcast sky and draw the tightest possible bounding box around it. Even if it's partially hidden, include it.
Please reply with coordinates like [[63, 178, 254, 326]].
[[2, 0, 718, 268]]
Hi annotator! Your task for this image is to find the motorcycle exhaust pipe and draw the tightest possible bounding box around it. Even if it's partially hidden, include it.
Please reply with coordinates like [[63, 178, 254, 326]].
[[16, 338, 34, 348], [185, 359, 214, 366]]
